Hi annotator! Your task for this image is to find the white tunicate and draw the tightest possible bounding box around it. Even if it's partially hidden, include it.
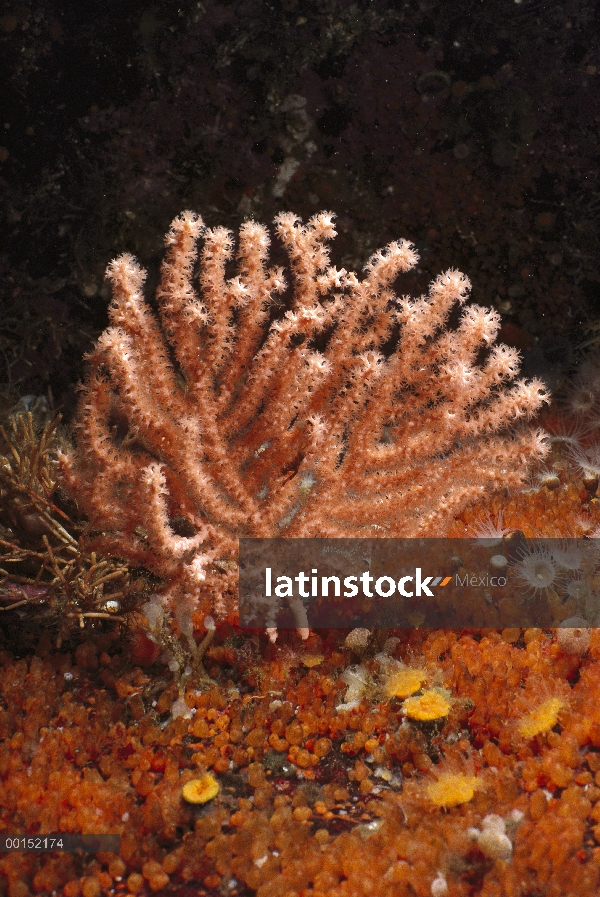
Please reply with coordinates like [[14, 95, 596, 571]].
[[472, 814, 513, 861], [142, 595, 165, 632], [490, 554, 508, 571], [171, 698, 193, 720], [431, 873, 449, 897]]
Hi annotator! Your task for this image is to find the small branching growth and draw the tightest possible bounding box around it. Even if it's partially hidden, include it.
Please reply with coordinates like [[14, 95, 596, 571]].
[[0, 410, 136, 649]]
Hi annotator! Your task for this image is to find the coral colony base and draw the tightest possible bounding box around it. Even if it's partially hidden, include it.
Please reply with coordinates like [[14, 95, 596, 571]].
[[6, 213, 600, 897]]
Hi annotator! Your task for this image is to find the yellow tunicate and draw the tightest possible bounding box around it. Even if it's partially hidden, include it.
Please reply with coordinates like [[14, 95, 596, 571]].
[[384, 668, 427, 699], [182, 774, 220, 804], [403, 689, 451, 721], [427, 773, 480, 808], [517, 697, 565, 739]]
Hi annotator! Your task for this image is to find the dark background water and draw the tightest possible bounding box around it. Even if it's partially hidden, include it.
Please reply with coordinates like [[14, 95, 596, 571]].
[[1, 0, 598, 413]]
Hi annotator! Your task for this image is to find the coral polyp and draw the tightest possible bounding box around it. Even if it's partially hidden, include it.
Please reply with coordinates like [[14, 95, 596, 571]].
[[513, 544, 561, 596], [517, 696, 566, 739], [426, 769, 482, 809]]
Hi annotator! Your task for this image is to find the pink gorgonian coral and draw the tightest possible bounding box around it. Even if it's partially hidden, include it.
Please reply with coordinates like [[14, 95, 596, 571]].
[[59, 211, 549, 628]]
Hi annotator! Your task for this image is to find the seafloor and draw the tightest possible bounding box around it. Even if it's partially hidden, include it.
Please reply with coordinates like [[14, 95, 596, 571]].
[[3, 448, 600, 897]]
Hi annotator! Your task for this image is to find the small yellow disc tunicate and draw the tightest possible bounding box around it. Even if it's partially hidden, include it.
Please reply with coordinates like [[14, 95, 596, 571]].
[[182, 774, 219, 804]]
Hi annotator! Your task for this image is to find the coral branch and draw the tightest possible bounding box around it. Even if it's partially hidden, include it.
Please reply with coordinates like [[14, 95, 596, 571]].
[[60, 211, 550, 634]]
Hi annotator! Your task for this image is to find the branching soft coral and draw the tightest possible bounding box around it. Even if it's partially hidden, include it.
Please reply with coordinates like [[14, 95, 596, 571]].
[[59, 211, 549, 626]]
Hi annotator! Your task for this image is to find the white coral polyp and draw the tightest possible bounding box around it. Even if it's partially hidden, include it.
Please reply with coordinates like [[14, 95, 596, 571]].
[[514, 545, 559, 596]]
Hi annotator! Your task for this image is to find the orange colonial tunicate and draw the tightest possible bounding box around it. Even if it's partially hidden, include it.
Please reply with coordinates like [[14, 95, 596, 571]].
[[313, 737, 332, 758], [285, 720, 304, 745]]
